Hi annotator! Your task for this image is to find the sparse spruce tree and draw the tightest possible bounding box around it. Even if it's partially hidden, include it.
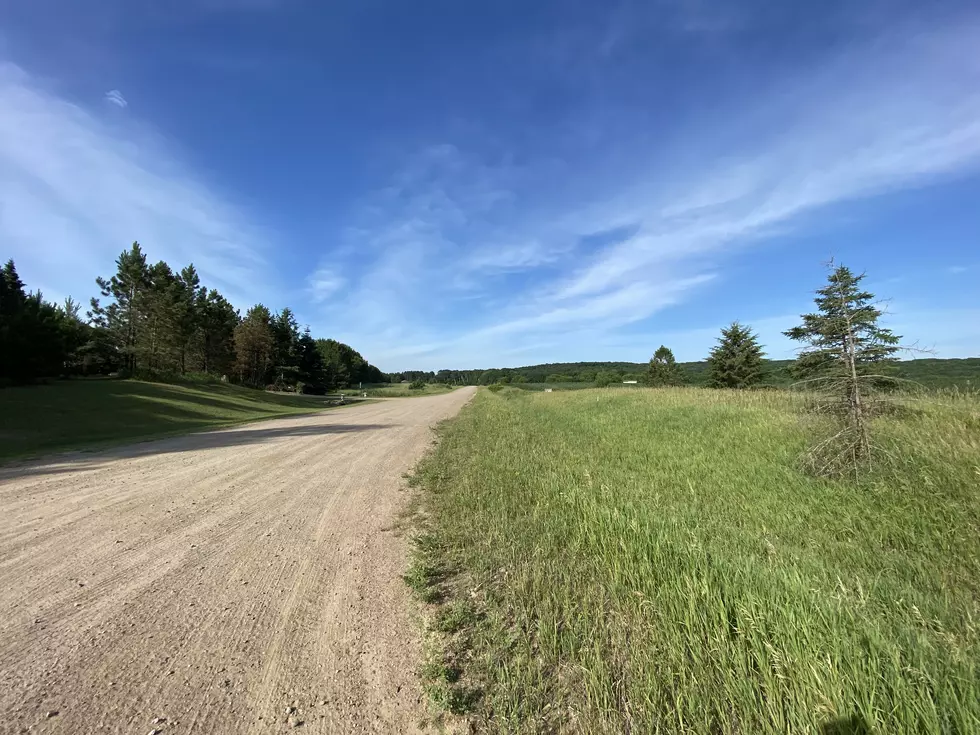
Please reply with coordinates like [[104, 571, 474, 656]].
[[647, 345, 683, 387], [784, 263, 902, 477], [707, 322, 765, 389]]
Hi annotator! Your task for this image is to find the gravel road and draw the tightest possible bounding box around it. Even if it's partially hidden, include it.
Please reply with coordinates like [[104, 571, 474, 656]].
[[0, 387, 476, 734]]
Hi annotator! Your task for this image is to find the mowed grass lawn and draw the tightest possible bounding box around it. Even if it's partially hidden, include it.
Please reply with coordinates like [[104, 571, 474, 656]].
[[0, 379, 336, 462], [409, 387, 980, 734]]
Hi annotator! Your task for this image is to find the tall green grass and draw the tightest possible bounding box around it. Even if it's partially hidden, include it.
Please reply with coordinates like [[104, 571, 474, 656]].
[[408, 387, 980, 733]]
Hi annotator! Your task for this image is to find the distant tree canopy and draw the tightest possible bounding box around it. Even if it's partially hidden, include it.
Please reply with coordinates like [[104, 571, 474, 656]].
[[316, 338, 384, 387], [391, 356, 977, 392], [2, 243, 384, 390], [595, 370, 618, 387]]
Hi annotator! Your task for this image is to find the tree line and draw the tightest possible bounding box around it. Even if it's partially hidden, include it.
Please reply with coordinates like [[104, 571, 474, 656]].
[[1, 243, 383, 391], [643, 264, 900, 392], [398, 264, 906, 393]]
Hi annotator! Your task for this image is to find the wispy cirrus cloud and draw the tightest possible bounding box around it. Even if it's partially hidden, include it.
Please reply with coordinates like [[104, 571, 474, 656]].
[[308, 268, 345, 303], [0, 63, 277, 308], [103, 89, 127, 108], [310, 15, 980, 370]]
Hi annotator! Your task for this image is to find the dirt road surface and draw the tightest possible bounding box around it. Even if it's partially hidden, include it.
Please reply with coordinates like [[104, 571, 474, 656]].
[[0, 387, 476, 734]]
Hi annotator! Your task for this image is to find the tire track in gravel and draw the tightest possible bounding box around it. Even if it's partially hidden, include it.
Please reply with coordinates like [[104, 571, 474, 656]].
[[0, 387, 475, 734]]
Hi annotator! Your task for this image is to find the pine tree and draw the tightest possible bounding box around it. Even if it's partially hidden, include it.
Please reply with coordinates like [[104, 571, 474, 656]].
[[1, 260, 27, 317], [707, 322, 766, 389], [785, 265, 900, 381], [647, 345, 683, 387], [234, 305, 273, 387], [91, 242, 149, 374], [196, 289, 238, 376], [784, 263, 902, 477], [58, 297, 91, 375], [140, 261, 180, 375], [296, 328, 327, 393], [269, 307, 301, 387], [174, 265, 203, 375]]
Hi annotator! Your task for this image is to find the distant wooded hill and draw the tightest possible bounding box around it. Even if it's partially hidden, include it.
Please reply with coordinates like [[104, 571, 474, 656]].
[[392, 357, 980, 390]]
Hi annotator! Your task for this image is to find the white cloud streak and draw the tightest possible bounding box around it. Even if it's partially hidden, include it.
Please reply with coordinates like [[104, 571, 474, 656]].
[[104, 89, 127, 108], [0, 63, 276, 308], [307, 268, 344, 302], [313, 17, 980, 370]]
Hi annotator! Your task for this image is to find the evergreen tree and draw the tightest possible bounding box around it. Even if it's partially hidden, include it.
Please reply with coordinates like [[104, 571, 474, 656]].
[[0, 260, 26, 381], [1, 259, 26, 316], [91, 242, 149, 374], [59, 296, 92, 375], [296, 328, 328, 393], [196, 289, 238, 376], [174, 265, 203, 374], [0, 260, 89, 382], [785, 265, 900, 380], [6, 242, 385, 390], [140, 261, 180, 374], [784, 263, 902, 477], [707, 322, 766, 389], [647, 345, 682, 386], [269, 307, 300, 387], [315, 338, 365, 387], [234, 305, 273, 387], [78, 325, 120, 375]]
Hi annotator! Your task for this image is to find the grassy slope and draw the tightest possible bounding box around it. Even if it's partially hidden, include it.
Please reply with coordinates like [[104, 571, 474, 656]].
[[408, 387, 980, 733], [0, 379, 336, 461]]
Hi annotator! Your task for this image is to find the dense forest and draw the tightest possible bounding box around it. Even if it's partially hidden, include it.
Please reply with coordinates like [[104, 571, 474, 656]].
[[1, 243, 383, 392]]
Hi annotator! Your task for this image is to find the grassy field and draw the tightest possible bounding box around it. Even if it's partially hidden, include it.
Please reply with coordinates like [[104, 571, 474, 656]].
[[357, 383, 457, 398], [407, 386, 980, 733], [0, 378, 340, 462], [514, 381, 605, 391]]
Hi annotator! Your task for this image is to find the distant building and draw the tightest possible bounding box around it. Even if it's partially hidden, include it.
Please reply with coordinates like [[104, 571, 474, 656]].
[[622, 380, 638, 384]]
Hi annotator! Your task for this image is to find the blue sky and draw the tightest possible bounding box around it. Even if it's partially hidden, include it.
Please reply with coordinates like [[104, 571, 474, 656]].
[[1, 0, 978, 371]]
